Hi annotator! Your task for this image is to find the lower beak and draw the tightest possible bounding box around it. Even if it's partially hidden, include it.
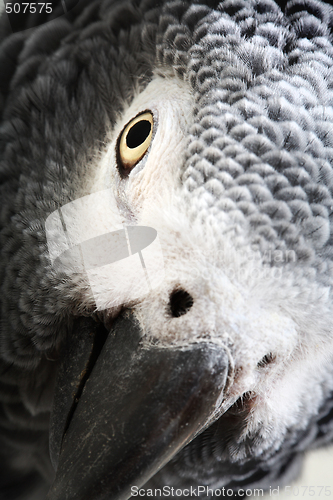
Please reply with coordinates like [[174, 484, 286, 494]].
[[47, 312, 229, 500]]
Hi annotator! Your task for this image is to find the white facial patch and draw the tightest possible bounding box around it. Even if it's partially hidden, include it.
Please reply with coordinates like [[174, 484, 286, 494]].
[[45, 190, 165, 310], [91, 75, 194, 209], [45, 76, 193, 310]]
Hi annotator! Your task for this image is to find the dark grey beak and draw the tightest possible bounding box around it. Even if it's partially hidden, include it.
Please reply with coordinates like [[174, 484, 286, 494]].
[[47, 313, 229, 500]]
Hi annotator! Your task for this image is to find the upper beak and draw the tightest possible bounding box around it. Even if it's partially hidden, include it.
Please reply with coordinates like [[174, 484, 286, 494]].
[[47, 312, 229, 500]]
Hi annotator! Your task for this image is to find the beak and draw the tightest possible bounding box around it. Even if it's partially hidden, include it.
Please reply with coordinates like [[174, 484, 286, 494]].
[[47, 312, 229, 500]]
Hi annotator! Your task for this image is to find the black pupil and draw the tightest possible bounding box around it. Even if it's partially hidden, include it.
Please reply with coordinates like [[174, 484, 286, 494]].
[[126, 120, 151, 149]]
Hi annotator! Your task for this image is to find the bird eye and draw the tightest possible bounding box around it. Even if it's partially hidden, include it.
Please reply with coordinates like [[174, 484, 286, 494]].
[[117, 111, 153, 177]]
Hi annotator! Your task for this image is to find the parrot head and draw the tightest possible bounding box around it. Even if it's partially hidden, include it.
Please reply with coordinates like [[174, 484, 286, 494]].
[[1, 0, 333, 499]]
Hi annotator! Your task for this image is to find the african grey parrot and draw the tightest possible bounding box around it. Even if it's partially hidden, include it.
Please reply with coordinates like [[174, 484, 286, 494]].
[[1, 0, 333, 498]]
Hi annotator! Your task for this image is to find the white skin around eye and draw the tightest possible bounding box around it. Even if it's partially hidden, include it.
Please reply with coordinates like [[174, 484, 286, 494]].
[[90, 75, 194, 211]]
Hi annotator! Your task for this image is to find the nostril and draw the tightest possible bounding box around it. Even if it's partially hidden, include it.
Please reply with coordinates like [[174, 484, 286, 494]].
[[169, 289, 194, 318], [257, 352, 276, 368]]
